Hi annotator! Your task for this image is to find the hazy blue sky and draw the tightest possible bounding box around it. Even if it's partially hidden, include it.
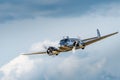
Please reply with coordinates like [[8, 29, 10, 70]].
[[0, 0, 120, 80]]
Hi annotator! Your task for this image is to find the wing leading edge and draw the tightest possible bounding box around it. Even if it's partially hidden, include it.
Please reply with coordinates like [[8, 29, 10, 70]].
[[22, 52, 46, 55]]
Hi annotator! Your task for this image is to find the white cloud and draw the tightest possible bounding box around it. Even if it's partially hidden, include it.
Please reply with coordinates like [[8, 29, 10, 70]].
[[0, 40, 108, 80], [0, 55, 107, 80], [29, 40, 59, 52], [0, 55, 34, 80]]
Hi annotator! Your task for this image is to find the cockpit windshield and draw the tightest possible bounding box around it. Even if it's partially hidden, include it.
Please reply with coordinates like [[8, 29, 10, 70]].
[[62, 39, 68, 42], [60, 39, 69, 45]]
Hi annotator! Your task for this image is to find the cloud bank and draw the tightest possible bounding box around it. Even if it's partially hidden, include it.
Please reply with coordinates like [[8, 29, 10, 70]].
[[0, 40, 120, 80], [29, 40, 59, 52], [0, 53, 106, 80]]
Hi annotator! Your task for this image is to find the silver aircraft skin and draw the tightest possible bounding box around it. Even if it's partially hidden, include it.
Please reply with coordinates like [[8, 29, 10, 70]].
[[23, 29, 118, 56]]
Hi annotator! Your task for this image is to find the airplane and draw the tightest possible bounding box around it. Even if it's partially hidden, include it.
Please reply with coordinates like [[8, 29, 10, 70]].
[[22, 29, 118, 56]]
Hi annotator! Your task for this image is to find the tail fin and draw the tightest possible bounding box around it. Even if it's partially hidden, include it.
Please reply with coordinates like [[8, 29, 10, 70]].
[[97, 29, 101, 38]]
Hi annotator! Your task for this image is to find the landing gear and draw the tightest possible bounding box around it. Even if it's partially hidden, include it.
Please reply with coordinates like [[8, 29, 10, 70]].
[[81, 44, 85, 49]]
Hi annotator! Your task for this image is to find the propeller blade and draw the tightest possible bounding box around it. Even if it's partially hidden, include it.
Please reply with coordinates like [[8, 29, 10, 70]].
[[44, 46, 48, 49], [72, 41, 78, 53]]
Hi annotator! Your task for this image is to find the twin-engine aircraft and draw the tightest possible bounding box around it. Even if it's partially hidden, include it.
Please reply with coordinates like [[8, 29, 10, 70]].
[[23, 29, 118, 56]]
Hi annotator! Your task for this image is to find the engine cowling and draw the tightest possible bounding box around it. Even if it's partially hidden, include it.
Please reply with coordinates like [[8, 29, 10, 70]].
[[47, 46, 58, 55], [73, 41, 79, 47], [73, 41, 85, 49]]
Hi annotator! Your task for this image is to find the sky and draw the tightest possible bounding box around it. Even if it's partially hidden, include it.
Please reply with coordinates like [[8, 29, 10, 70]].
[[0, 0, 120, 80]]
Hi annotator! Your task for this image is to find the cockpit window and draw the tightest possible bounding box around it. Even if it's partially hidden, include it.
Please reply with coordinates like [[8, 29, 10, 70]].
[[60, 39, 69, 45], [64, 39, 68, 42], [61, 39, 68, 42]]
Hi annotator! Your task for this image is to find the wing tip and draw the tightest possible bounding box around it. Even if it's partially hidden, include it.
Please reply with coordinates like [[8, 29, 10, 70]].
[[114, 31, 119, 35], [115, 31, 118, 33], [21, 53, 32, 55]]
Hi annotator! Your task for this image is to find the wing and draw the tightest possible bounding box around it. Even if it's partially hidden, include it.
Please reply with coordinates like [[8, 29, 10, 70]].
[[22, 51, 46, 55], [57, 32, 118, 52], [58, 46, 73, 52], [83, 32, 118, 46]]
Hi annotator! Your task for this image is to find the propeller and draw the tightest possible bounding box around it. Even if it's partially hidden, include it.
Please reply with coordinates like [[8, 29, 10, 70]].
[[72, 41, 78, 53], [43, 46, 48, 50], [72, 36, 83, 53]]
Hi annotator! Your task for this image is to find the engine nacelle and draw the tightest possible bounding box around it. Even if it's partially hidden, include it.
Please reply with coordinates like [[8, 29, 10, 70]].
[[73, 41, 79, 47], [47, 46, 59, 56], [73, 41, 85, 49], [80, 43, 85, 49]]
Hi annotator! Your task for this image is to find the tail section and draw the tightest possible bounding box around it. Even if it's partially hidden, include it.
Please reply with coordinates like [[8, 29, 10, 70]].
[[97, 29, 101, 38]]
